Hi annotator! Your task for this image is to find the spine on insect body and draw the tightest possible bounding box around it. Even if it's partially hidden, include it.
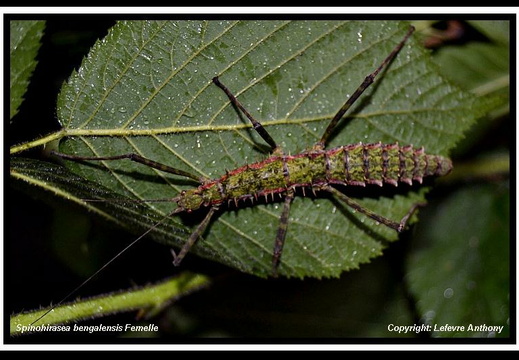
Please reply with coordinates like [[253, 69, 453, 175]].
[[176, 142, 452, 211]]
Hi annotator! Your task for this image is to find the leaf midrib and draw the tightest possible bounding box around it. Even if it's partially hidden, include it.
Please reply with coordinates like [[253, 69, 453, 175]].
[[61, 105, 460, 138]]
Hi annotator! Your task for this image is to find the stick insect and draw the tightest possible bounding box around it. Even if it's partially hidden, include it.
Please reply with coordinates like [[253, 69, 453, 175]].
[[52, 25, 451, 280]]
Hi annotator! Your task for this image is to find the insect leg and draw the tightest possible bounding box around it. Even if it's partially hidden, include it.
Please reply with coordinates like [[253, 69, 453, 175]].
[[171, 206, 219, 266], [272, 189, 295, 277], [52, 150, 202, 182], [212, 76, 279, 152], [322, 185, 424, 232], [316, 26, 415, 149]]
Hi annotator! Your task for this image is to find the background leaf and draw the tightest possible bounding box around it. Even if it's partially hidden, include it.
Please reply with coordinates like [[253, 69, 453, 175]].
[[432, 20, 509, 119], [10, 20, 45, 120], [407, 184, 510, 338], [47, 20, 488, 278]]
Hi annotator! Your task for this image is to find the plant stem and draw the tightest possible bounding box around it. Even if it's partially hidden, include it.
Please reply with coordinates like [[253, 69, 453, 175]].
[[10, 272, 210, 336]]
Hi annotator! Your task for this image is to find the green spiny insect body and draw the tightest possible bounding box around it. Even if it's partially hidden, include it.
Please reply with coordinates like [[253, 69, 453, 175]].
[[178, 142, 452, 212]]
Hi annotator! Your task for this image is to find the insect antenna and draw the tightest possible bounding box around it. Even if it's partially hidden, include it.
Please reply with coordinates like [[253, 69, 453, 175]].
[[30, 205, 184, 326], [79, 197, 179, 203]]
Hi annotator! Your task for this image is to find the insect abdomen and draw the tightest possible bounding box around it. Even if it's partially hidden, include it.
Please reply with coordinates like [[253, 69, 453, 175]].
[[326, 142, 453, 187], [179, 142, 452, 211], [291, 142, 452, 188]]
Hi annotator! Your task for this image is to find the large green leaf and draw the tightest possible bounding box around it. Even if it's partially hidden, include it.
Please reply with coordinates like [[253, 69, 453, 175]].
[[17, 20, 489, 278], [9, 20, 45, 120]]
